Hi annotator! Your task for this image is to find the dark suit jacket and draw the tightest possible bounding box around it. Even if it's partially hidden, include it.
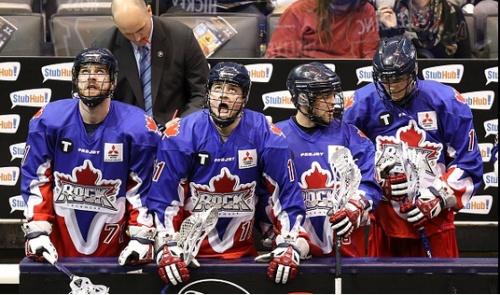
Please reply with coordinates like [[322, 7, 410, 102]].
[[92, 16, 209, 126]]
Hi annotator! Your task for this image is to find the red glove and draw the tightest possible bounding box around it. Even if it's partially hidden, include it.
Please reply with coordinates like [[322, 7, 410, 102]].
[[329, 198, 368, 237], [381, 173, 408, 202], [156, 243, 190, 285], [268, 244, 300, 284], [400, 187, 444, 228]]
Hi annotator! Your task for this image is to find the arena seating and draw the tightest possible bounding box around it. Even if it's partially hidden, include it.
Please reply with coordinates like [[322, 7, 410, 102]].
[[266, 12, 282, 44], [55, 0, 111, 15], [0, 13, 45, 56], [0, 0, 33, 13], [50, 14, 115, 56], [160, 13, 261, 58], [485, 13, 498, 58]]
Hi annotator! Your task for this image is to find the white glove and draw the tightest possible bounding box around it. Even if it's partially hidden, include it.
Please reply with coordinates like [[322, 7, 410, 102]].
[[118, 226, 156, 266], [22, 221, 58, 263], [156, 242, 190, 286], [267, 244, 301, 284]]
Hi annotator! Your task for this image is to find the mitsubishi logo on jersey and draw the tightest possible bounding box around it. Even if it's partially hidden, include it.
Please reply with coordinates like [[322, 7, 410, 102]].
[[299, 162, 335, 215], [190, 167, 256, 217], [54, 159, 121, 214], [268, 121, 284, 137], [375, 120, 442, 177]]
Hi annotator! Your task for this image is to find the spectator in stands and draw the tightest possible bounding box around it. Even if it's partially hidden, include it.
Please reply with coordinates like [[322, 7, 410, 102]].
[[274, 62, 381, 257], [92, 0, 209, 130], [372, 0, 471, 58], [20, 48, 160, 265], [265, 0, 380, 58], [343, 36, 483, 257]]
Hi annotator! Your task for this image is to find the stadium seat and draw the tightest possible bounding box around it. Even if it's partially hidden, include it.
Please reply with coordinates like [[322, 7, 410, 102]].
[[0, 0, 33, 13], [55, 0, 111, 15], [0, 13, 45, 56], [50, 14, 115, 56], [161, 13, 260, 58], [463, 13, 477, 56], [266, 12, 282, 44], [484, 14, 498, 59]]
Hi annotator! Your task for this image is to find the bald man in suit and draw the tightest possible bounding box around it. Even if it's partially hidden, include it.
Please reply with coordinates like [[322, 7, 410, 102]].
[[92, 0, 209, 128]]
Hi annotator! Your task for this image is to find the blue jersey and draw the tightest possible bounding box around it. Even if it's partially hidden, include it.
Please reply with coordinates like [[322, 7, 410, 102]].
[[276, 118, 381, 257], [21, 99, 161, 257], [148, 110, 306, 259], [343, 79, 483, 239]]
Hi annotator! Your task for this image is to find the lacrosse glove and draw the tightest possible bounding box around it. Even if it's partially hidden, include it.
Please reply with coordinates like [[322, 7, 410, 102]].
[[21, 221, 58, 263], [156, 242, 190, 285], [118, 226, 156, 266], [400, 179, 457, 228], [328, 194, 371, 237], [377, 159, 408, 202], [267, 243, 301, 284]]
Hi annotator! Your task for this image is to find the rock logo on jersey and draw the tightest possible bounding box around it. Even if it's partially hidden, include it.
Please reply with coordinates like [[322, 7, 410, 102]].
[[54, 159, 121, 214], [299, 162, 335, 216], [375, 120, 442, 177], [190, 167, 256, 218]]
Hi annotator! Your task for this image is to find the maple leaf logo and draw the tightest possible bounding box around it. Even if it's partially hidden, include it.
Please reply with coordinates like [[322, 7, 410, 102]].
[[53, 159, 121, 213], [144, 115, 162, 136], [268, 121, 284, 137], [344, 93, 354, 110], [375, 120, 442, 176], [32, 106, 45, 119], [299, 162, 336, 211], [453, 88, 466, 103], [164, 120, 181, 138], [190, 167, 256, 217]]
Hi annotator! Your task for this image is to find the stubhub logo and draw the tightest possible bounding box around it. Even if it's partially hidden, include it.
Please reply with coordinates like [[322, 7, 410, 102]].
[[41, 62, 73, 82], [262, 90, 294, 110], [0, 114, 20, 134], [483, 119, 498, 138], [0, 166, 20, 186], [0, 62, 21, 81], [10, 88, 52, 108], [9, 142, 26, 161], [459, 195, 493, 215], [422, 64, 464, 83], [9, 195, 26, 214], [461, 91, 495, 110], [245, 63, 273, 83], [356, 66, 373, 84], [484, 66, 497, 85], [483, 172, 498, 189]]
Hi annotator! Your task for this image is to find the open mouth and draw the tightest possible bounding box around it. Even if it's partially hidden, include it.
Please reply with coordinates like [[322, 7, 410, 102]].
[[218, 103, 229, 116]]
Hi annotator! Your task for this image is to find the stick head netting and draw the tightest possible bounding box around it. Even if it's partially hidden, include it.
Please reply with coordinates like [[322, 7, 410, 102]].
[[69, 276, 109, 294], [398, 141, 424, 202], [329, 148, 362, 214], [178, 207, 219, 265]]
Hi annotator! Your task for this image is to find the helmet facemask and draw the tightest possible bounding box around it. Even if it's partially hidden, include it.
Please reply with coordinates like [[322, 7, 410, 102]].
[[206, 80, 247, 128], [72, 48, 118, 108], [374, 71, 417, 107], [296, 86, 344, 128]]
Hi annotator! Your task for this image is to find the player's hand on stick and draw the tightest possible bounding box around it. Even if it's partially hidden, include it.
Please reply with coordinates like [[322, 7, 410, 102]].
[[381, 173, 409, 202], [400, 187, 444, 228], [22, 221, 58, 262], [267, 243, 301, 284], [119, 226, 156, 266], [329, 198, 369, 237], [156, 243, 190, 285]]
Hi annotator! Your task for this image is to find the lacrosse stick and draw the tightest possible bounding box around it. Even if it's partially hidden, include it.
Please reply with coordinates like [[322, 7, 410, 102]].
[[398, 141, 433, 258], [42, 252, 109, 294], [161, 207, 219, 293], [328, 148, 362, 295]]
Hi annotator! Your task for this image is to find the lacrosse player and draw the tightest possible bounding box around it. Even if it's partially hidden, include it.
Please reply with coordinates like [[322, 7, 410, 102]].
[[343, 36, 483, 257], [493, 134, 498, 177], [274, 62, 382, 257], [148, 62, 310, 285], [21, 48, 160, 265]]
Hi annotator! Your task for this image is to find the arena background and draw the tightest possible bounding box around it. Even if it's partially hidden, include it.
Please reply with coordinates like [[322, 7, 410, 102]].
[[0, 57, 497, 254]]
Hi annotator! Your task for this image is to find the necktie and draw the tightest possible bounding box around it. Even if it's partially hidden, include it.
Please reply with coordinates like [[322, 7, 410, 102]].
[[139, 46, 153, 117]]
